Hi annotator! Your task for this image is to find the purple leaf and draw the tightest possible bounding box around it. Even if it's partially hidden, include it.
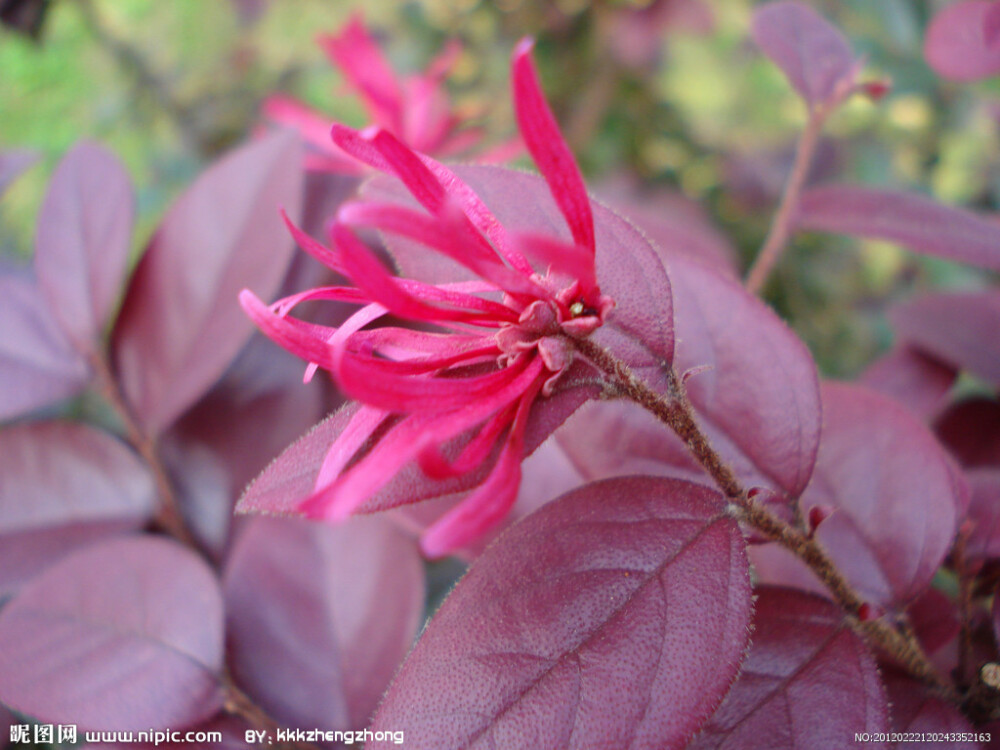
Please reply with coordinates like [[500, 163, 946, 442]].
[[751, 1, 859, 107], [0, 536, 225, 730], [0, 274, 90, 421], [986, 1, 1000, 46], [365, 164, 675, 384], [0, 148, 38, 197], [925, 1, 1000, 82], [169, 335, 326, 496], [797, 185, 1000, 273], [112, 131, 303, 435], [223, 515, 424, 731], [884, 673, 976, 746], [964, 469, 1000, 562], [0, 420, 155, 593], [689, 587, 888, 749], [371, 477, 752, 749], [558, 251, 821, 499], [596, 176, 738, 276], [889, 291, 1000, 387], [859, 346, 956, 421], [802, 382, 962, 608], [35, 142, 134, 349], [935, 397, 1000, 469], [163, 335, 326, 555]]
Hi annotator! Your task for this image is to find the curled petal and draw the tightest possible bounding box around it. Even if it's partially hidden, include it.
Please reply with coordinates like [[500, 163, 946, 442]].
[[419, 379, 542, 557], [301, 356, 545, 519], [339, 202, 545, 301], [512, 38, 595, 256], [332, 346, 537, 413]]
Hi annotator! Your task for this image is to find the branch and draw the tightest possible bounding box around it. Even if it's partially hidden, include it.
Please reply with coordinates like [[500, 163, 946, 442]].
[[744, 105, 829, 294], [573, 337, 956, 699]]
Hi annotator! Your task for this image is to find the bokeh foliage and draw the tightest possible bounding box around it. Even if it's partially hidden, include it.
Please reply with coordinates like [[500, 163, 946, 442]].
[[2, 0, 998, 376]]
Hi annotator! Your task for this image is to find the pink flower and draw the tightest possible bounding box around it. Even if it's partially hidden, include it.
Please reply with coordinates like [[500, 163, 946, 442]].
[[241, 39, 612, 557], [263, 12, 514, 172]]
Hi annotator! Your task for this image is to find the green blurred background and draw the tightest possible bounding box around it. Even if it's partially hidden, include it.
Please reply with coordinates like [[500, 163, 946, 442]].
[[1, 0, 997, 377]]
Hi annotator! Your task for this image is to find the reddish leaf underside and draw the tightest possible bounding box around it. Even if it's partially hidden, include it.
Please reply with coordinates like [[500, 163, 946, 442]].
[[0, 536, 225, 731], [797, 185, 1000, 273], [370, 476, 752, 750], [751, 1, 858, 107], [112, 131, 303, 434], [0, 275, 89, 421], [925, 0, 1000, 82], [859, 346, 956, 421], [0, 421, 155, 594], [889, 291, 1000, 388], [688, 587, 888, 750], [34, 141, 134, 349], [223, 515, 424, 731], [800, 383, 961, 608]]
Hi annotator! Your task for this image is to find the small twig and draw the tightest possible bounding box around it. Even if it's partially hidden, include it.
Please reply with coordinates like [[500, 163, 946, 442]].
[[573, 337, 956, 699], [87, 350, 197, 549], [744, 105, 829, 294]]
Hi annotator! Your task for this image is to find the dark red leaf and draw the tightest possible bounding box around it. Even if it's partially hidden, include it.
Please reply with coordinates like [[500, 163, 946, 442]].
[[0, 536, 225, 730], [884, 673, 976, 746], [112, 131, 303, 434], [751, 2, 859, 107], [859, 346, 956, 421], [797, 185, 1000, 273], [371, 477, 752, 749], [889, 292, 1000, 387], [906, 588, 960, 658], [558, 251, 821, 499], [803, 383, 962, 608], [0, 274, 90, 421], [689, 587, 888, 749], [925, 0, 1000, 82], [0, 148, 38, 197], [35, 142, 134, 349], [935, 397, 1000, 469], [0, 420, 155, 593], [223, 515, 424, 731], [986, 2, 1000, 46]]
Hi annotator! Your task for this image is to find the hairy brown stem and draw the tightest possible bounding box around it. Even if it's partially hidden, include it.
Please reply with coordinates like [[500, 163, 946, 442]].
[[573, 337, 956, 698], [744, 106, 828, 294]]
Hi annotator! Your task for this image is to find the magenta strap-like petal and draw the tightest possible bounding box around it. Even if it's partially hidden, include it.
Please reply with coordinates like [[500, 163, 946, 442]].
[[299, 356, 545, 520], [512, 38, 595, 256], [319, 13, 404, 134], [419, 377, 542, 557]]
